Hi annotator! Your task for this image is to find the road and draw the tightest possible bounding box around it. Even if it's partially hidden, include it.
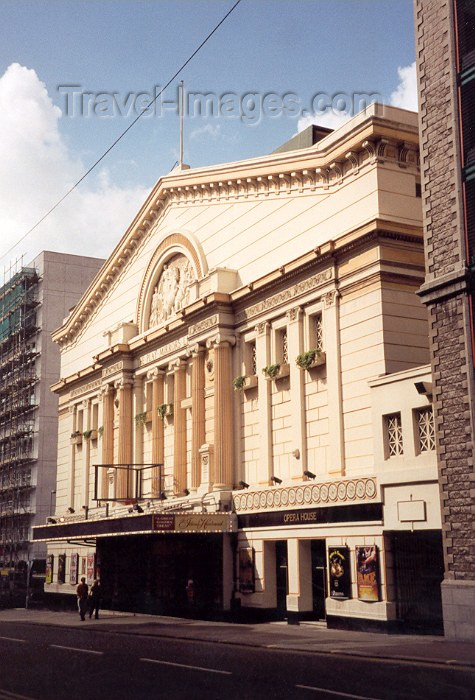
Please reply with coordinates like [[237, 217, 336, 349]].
[[0, 620, 474, 700]]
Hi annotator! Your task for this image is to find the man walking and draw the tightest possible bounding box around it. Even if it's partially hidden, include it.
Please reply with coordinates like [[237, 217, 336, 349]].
[[76, 576, 88, 621]]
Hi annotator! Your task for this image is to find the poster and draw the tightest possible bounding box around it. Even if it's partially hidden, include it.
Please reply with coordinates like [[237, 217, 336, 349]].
[[328, 547, 351, 600], [69, 553, 79, 585], [45, 555, 54, 584], [238, 548, 255, 593], [356, 545, 380, 602], [57, 554, 66, 584], [87, 553, 96, 584]]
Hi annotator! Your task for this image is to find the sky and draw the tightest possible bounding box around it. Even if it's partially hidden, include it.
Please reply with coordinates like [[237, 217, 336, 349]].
[[0, 0, 417, 272]]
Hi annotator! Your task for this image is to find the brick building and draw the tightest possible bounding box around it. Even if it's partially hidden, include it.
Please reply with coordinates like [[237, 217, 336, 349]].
[[415, 0, 475, 640]]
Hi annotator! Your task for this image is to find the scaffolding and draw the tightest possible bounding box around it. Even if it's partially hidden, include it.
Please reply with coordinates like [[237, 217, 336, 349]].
[[0, 260, 39, 583]]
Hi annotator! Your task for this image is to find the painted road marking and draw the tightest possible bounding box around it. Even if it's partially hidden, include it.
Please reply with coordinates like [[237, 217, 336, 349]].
[[0, 690, 36, 700], [296, 685, 381, 700], [0, 636, 26, 643], [140, 658, 232, 675], [50, 644, 103, 655]]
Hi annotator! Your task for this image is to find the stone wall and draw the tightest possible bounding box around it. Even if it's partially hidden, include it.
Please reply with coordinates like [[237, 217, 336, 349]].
[[415, 0, 475, 640]]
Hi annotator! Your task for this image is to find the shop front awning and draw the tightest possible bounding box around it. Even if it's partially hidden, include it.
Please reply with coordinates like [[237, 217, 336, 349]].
[[33, 511, 237, 542]]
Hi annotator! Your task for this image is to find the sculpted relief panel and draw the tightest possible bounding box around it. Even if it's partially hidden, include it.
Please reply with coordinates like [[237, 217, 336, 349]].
[[148, 254, 196, 329]]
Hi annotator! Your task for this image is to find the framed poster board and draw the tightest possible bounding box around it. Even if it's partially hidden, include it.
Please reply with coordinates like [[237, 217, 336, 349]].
[[328, 547, 351, 600], [238, 547, 255, 594], [57, 554, 66, 584], [356, 545, 380, 602], [69, 553, 79, 585], [45, 555, 54, 584], [87, 553, 96, 584]]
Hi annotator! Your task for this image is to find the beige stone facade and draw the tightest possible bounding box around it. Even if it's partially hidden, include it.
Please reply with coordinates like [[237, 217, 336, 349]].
[[34, 105, 443, 629]]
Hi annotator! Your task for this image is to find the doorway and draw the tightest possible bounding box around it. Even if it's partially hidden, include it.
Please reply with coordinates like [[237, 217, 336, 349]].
[[311, 539, 327, 619]]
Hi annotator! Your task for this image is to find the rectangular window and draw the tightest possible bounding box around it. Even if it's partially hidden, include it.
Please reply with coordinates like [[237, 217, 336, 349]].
[[245, 339, 257, 376], [313, 313, 324, 352], [416, 407, 435, 452], [385, 413, 403, 457], [275, 327, 289, 365], [281, 329, 288, 364]]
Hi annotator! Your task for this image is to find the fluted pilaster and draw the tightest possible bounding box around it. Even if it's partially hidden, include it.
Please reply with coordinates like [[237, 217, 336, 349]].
[[191, 346, 205, 489], [101, 385, 114, 499], [173, 360, 187, 494], [211, 339, 234, 490], [150, 368, 164, 497], [116, 377, 134, 498]]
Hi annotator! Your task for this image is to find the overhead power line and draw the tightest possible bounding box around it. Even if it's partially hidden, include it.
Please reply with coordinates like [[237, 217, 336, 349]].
[[1, 0, 242, 263]]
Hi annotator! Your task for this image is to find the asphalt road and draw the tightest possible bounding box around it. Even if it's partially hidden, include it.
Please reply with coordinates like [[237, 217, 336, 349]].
[[0, 621, 474, 700]]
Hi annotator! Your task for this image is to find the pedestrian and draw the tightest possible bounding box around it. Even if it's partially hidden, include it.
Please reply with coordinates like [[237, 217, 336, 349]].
[[76, 576, 88, 621], [88, 579, 101, 619]]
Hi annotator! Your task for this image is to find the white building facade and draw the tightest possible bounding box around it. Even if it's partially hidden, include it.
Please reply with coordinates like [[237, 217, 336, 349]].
[[34, 106, 443, 631]]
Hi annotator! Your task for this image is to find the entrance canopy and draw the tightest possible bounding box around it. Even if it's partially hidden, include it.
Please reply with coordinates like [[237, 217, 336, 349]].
[[33, 511, 236, 542]]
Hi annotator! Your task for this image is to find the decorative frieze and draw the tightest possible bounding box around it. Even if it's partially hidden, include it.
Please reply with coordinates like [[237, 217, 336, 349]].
[[233, 477, 378, 513], [70, 378, 101, 399], [188, 315, 218, 338], [139, 336, 188, 367], [102, 361, 124, 379], [236, 268, 333, 324]]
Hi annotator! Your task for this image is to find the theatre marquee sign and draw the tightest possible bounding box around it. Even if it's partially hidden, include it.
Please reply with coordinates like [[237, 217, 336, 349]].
[[33, 511, 236, 541]]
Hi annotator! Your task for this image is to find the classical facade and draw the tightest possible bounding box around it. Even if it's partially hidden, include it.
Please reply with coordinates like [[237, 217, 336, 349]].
[[33, 105, 443, 630], [415, 0, 475, 641]]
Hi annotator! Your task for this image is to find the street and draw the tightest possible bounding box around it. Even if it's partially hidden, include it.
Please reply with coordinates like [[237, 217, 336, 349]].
[[0, 620, 474, 700]]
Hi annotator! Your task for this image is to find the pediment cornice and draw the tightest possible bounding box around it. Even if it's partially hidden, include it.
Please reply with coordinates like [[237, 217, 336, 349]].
[[52, 117, 419, 350]]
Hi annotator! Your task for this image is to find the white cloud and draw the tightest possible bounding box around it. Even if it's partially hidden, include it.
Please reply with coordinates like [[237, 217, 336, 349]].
[[0, 63, 150, 267], [190, 122, 221, 141], [297, 109, 351, 134], [389, 61, 418, 111], [296, 61, 418, 135]]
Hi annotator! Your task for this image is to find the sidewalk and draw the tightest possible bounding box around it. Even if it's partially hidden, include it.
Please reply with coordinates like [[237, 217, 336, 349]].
[[1, 607, 474, 669]]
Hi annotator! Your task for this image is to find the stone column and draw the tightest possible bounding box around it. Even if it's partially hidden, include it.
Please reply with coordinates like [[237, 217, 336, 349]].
[[323, 290, 345, 476], [83, 398, 92, 508], [101, 384, 114, 499], [116, 377, 134, 499], [69, 405, 76, 508], [255, 322, 272, 483], [210, 336, 235, 490], [190, 346, 205, 490], [286, 539, 313, 616], [133, 376, 144, 466], [150, 368, 164, 497], [173, 359, 187, 494]]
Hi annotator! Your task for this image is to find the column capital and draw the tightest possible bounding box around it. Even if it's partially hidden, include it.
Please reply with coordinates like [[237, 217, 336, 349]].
[[286, 306, 303, 323], [100, 383, 114, 396], [206, 333, 236, 349], [169, 357, 187, 372], [146, 367, 164, 381], [187, 342, 206, 358], [322, 289, 340, 308], [114, 375, 134, 390], [254, 321, 270, 336]]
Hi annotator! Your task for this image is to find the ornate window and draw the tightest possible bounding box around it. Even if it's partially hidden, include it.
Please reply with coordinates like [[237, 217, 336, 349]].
[[314, 314, 324, 352], [281, 329, 289, 364], [417, 407, 435, 452], [250, 341, 257, 375], [385, 413, 404, 457]]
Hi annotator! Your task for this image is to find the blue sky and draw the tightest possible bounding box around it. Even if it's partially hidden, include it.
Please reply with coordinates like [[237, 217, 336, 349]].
[[0, 0, 416, 267]]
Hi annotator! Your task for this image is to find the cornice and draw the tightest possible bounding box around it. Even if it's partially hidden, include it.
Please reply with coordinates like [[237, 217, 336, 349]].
[[52, 117, 419, 350]]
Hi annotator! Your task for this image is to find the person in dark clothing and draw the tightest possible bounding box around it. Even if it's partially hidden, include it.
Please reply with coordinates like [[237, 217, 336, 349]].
[[88, 579, 101, 619], [76, 577, 88, 621]]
